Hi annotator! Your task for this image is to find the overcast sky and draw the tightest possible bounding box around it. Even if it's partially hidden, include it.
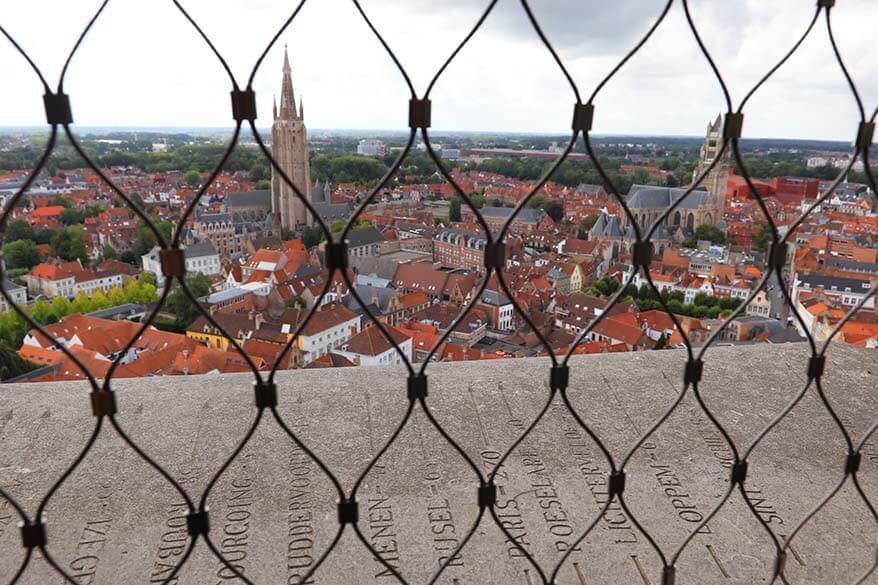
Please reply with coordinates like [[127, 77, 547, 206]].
[[1, 0, 876, 139]]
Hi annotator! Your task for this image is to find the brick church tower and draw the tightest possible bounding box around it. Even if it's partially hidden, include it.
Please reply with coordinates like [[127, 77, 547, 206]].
[[692, 114, 731, 222], [271, 46, 311, 231]]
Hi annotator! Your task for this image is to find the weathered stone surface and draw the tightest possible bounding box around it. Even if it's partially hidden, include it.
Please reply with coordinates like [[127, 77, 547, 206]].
[[0, 344, 875, 584]]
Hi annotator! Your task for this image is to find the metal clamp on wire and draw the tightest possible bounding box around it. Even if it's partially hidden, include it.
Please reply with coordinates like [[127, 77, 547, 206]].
[[20, 521, 47, 548], [407, 374, 427, 401], [817, 0, 835, 7], [187, 510, 210, 536], [254, 381, 278, 408], [572, 103, 594, 133], [774, 552, 787, 576], [662, 565, 676, 585], [731, 461, 748, 485], [632, 241, 653, 269], [160, 248, 186, 278], [855, 121, 875, 150], [767, 241, 787, 271], [723, 112, 744, 140], [846, 452, 862, 474], [608, 471, 626, 497], [230, 89, 257, 122], [326, 241, 348, 272], [550, 365, 569, 391], [90, 390, 117, 417], [338, 499, 359, 524], [43, 92, 73, 125], [409, 98, 431, 129], [684, 358, 703, 386], [483, 241, 505, 272], [478, 484, 497, 509], [807, 356, 826, 380]]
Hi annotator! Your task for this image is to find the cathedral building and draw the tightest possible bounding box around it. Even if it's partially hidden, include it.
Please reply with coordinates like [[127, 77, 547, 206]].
[[620, 115, 729, 235], [591, 116, 732, 257], [271, 46, 312, 231]]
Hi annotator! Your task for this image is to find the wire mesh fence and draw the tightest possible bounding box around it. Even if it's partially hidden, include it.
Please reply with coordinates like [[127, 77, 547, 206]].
[[0, 0, 876, 583]]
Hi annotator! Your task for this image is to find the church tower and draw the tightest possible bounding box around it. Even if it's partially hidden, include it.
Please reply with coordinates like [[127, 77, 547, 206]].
[[693, 114, 731, 222], [271, 46, 311, 231]]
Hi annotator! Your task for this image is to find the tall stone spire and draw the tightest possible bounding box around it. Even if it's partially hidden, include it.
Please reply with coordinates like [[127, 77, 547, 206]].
[[279, 45, 298, 121], [271, 46, 311, 232]]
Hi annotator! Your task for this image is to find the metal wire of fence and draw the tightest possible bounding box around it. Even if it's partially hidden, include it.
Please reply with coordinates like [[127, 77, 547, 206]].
[[0, 0, 876, 583]]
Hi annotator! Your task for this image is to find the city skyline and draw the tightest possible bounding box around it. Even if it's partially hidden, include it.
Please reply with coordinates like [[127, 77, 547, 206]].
[[1, 0, 876, 140]]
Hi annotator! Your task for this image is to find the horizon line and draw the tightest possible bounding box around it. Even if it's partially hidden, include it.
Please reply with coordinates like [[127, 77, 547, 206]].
[[0, 125, 858, 145]]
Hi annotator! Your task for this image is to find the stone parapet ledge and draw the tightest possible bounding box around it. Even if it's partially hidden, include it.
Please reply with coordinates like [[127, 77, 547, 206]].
[[0, 344, 874, 584]]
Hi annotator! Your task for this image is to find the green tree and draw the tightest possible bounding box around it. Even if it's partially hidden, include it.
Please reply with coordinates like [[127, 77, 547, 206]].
[[693, 292, 717, 307], [693, 224, 726, 245], [330, 219, 347, 233], [448, 197, 462, 223], [632, 169, 651, 184], [667, 300, 685, 315], [28, 300, 54, 325], [256, 179, 271, 190], [102, 244, 117, 261], [753, 223, 773, 253], [5, 219, 33, 242], [527, 195, 545, 209], [468, 193, 486, 209], [654, 334, 667, 350], [156, 220, 174, 243], [48, 196, 72, 208], [286, 297, 307, 309], [166, 272, 212, 327], [51, 296, 72, 318], [301, 226, 324, 248], [588, 277, 620, 297], [719, 297, 741, 311], [123, 279, 158, 305], [2, 240, 41, 269], [90, 289, 111, 311], [182, 170, 202, 186], [0, 342, 38, 380], [70, 292, 93, 314], [60, 208, 85, 226], [33, 228, 55, 245], [543, 201, 564, 223], [128, 192, 145, 211], [250, 162, 269, 182], [107, 286, 127, 306], [691, 305, 709, 318], [50, 227, 88, 262], [132, 222, 165, 257], [84, 203, 105, 218], [0, 311, 28, 349]]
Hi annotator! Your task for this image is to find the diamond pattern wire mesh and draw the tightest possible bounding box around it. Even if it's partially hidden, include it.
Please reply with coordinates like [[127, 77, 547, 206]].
[[0, 0, 877, 583]]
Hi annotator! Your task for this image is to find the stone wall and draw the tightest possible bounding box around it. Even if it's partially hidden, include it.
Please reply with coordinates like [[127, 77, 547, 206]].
[[0, 344, 874, 584]]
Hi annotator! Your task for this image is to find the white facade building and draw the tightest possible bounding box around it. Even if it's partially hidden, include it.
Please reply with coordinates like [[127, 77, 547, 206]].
[[142, 241, 221, 287], [357, 139, 387, 156]]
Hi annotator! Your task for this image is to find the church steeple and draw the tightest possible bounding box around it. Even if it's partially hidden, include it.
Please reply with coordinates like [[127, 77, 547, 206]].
[[271, 45, 312, 231], [279, 44, 298, 121], [272, 96, 277, 120]]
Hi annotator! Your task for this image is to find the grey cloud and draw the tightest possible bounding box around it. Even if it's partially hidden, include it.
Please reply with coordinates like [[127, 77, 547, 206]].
[[370, 0, 667, 56]]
